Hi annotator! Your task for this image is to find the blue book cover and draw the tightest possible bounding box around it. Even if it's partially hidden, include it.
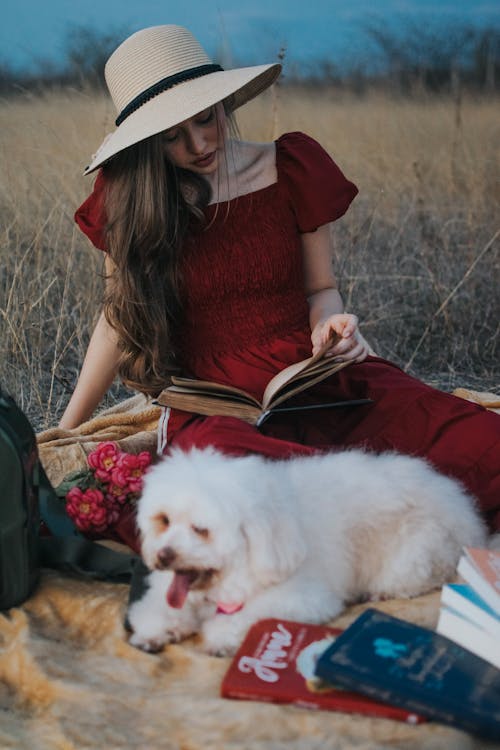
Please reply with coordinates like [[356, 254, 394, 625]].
[[315, 608, 500, 740]]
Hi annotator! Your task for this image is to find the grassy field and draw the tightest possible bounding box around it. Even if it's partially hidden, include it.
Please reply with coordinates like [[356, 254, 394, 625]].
[[0, 86, 498, 430]]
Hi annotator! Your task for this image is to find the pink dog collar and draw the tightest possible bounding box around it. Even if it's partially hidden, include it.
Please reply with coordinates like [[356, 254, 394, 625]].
[[216, 602, 244, 615]]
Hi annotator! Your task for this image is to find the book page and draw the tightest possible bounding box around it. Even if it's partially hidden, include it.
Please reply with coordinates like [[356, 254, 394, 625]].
[[436, 608, 500, 669], [156, 387, 261, 422], [166, 385, 259, 406], [263, 360, 350, 411], [168, 377, 261, 408], [261, 336, 342, 407]]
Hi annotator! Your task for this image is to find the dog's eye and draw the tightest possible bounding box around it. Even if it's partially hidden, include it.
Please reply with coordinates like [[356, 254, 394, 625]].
[[191, 524, 210, 539], [153, 513, 170, 532]]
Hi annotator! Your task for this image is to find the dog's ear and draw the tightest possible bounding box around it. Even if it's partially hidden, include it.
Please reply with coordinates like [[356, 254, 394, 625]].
[[240, 498, 307, 587]]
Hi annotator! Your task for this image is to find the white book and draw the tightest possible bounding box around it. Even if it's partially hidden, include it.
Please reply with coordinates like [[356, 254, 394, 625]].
[[437, 606, 500, 669], [440, 583, 500, 640], [457, 548, 500, 615]]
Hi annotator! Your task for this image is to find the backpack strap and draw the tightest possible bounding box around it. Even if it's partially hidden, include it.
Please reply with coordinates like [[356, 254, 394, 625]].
[[38, 462, 78, 536], [38, 535, 137, 583]]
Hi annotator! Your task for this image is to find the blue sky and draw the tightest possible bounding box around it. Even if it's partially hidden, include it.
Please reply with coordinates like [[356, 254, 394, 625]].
[[2, 0, 499, 72]]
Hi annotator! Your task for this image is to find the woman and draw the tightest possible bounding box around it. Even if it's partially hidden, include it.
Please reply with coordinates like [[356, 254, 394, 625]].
[[61, 25, 500, 544]]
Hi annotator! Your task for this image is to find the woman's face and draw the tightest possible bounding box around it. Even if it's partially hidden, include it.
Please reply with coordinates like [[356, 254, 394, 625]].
[[161, 104, 225, 175]]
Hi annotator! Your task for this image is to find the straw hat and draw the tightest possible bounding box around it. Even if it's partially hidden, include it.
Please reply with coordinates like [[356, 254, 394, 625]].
[[84, 25, 281, 174]]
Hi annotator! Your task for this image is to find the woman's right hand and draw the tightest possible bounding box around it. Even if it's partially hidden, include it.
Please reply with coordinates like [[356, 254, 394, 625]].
[[311, 313, 370, 362]]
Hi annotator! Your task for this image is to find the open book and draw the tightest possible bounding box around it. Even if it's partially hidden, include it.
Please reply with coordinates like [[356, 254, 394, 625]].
[[156, 338, 371, 427]]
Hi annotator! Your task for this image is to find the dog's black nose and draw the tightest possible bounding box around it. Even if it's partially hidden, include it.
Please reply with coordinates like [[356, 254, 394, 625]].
[[156, 547, 177, 569]]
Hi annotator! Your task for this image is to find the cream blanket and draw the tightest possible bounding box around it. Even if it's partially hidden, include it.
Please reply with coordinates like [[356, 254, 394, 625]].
[[1, 391, 498, 750]]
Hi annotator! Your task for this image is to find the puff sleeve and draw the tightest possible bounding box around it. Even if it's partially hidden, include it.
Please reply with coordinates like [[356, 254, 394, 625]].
[[74, 170, 108, 251], [276, 132, 358, 233]]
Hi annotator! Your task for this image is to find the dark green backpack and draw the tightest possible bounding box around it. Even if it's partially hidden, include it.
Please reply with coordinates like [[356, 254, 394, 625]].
[[0, 388, 138, 611]]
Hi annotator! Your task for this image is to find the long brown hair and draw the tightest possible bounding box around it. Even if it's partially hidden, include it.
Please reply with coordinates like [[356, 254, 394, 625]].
[[101, 132, 211, 396]]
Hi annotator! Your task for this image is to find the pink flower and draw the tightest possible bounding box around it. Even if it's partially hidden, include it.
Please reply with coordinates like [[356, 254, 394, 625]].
[[105, 483, 129, 504], [87, 442, 120, 481], [61, 446, 152, 535], [111, 451, 152, 494], [66, 486, 119, 534]]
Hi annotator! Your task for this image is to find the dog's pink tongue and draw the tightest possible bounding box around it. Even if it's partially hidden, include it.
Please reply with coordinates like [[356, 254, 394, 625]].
[[167, 573, 191, 609]]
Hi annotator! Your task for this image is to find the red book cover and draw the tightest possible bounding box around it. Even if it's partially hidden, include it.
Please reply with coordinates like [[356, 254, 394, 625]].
[[220, 618, 425, 724]]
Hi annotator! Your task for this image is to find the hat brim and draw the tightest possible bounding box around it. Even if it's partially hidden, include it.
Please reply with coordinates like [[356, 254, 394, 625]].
[[84, 63, 281, 174]]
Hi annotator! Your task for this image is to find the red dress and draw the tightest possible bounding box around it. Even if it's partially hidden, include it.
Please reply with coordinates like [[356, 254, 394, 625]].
[[76, 132, 500, 537]]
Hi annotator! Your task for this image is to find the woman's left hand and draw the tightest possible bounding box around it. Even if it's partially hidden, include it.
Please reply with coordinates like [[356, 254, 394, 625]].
[[311, 313, 371, 363]]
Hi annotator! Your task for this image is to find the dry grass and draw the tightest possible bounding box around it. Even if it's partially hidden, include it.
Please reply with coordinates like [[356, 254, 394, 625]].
[[0, 86, 498, 429]]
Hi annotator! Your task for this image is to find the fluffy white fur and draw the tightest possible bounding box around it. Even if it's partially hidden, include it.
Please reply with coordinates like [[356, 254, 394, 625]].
[[127, 447, 486, 656]]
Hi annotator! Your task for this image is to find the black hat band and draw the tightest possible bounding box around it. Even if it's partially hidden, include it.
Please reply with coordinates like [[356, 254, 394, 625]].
[[115, 63, 224, 126]]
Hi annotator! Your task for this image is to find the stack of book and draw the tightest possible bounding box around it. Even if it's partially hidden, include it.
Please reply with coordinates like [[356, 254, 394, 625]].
[[221, 609, 500, 739], [437, 546, 500, 669]]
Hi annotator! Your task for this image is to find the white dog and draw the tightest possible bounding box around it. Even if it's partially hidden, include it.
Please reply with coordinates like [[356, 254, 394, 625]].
[[127, 447, 486, 656]]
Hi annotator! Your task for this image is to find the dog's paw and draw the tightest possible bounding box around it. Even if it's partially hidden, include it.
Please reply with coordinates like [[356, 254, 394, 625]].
[[203, 628, 240, 657], [128, 621, 195, 652], [128, 631, 168, 653], [201, 616, 244, 657], [205, 643, 238, 658]]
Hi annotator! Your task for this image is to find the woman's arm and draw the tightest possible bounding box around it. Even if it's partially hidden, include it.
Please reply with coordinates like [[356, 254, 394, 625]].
[[58, 255, 121, 429], [301, 223, 370, 362], [58, 309, 121, 429]]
